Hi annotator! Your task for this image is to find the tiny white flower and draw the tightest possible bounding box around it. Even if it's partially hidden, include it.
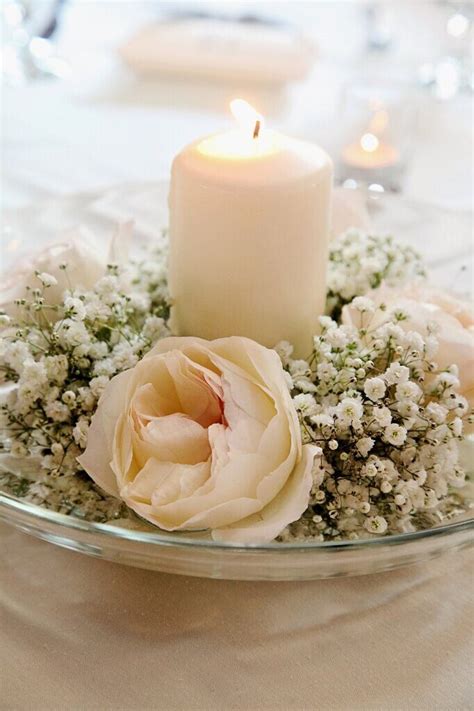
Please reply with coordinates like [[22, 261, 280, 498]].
[[372, 406, 392, 427], [274, 341, 293, 365], [95, 275, 119, 295], [62, 390, 76, 406], [396, 400, 419, 418], [318, 315, 336, 331], [326, 328, 350, 349], [384, 423, 407, 446], [143, 316, 168, 343], [56, 319, 91, 347], [88, 342, 109, 360], [294, 378, 317, 394], [434, 372, 461, 390], [364, 516, 388, 534], [85, 299, 111, 321], [451, 417, 463, 437], [337, 479, 352, 494], [64, 296, 87, 320], [384, 362, 410, 386], [351, 296, 376, 313], [4, 341, 31, 372], [414, 469, 427, 486], [364, 377, 386, 401], [283, 370, 293, 391], [404, 331, 425, 353], [293, 393, 318, 417], [77, 386, 96, 411], [112, 343, 138, 371], [51, 442, 64, 457], [356, 437, 374, 457], [92, 358, 115, 377], [73, 418, 90, 448], [395, 381, 421, 401], [362, 462, 378, 478], [289, 359, 311, 377], [44, 401, 70, 423], [452, 396, 469, 415], [425, 402, 448, 424], [44, 354, 69, 385], [37, 272, 58, 287], [311, 413, 334, 428], [336, 397, 363, 425], [88, 376, 108, 397]]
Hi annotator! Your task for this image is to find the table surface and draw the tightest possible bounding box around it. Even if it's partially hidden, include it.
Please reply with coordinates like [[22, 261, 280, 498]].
[[1, 3, 473, 709]]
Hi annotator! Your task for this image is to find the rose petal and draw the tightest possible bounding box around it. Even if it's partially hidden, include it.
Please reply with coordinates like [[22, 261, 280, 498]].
[[211, 444, 318, 544], [77, 369, 133, 496], [139, 413, 211, 465], [122, 457, 210, 507]]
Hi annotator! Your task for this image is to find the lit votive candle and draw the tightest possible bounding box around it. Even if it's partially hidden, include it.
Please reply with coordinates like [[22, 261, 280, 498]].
[[168, 99, 333, 358], [342, 131, 400, 170]]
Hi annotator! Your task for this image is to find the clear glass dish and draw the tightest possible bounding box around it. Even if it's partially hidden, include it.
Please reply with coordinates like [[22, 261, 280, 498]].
[[1, 185, 473, 580], [0, 491, 472, 580]]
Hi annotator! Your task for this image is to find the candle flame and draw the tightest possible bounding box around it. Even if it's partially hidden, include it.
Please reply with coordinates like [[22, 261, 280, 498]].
[[230, 99, 264, 138], [360, 132, 380, 153]]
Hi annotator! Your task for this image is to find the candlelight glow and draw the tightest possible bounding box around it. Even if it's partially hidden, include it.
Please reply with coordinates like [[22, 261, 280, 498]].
[[342, 134, 400, 169], [230, 99, 264, 138], [197, 99, 279, 160], [360, 133, 380, 153]]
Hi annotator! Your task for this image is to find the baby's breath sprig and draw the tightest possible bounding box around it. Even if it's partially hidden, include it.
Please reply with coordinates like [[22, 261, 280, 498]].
[[0, 246, 170, 483], [277, 298, 472, 542], [326, 230, 426, 319]]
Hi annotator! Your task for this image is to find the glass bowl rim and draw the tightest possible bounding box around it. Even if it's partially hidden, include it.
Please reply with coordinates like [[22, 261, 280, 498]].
[[1, 491, 473, 553]]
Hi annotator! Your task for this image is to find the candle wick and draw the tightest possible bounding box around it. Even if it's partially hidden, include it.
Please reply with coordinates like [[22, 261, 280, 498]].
[[253, 120, 261, 140]]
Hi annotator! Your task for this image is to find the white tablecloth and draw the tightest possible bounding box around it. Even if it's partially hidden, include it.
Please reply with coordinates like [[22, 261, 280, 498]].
[[1, 3, 473, 709], [1, 524, 473, 711]]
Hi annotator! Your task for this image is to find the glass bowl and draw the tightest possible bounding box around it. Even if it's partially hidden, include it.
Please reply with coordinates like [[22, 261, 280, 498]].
[[0, 491, 472, 580], [1, 184, 473, 580]]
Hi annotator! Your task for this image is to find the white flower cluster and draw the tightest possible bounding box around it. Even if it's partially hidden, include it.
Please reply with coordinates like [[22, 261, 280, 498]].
[[327, 230, 425, 318], [0, 230, 470, 541], [0, 244, 170, 482], [0, 468, 129, 523], [277, 300, 472, 541]]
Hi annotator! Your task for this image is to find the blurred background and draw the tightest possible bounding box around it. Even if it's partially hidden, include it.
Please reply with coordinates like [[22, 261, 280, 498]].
[[1, 0, 473, 213]]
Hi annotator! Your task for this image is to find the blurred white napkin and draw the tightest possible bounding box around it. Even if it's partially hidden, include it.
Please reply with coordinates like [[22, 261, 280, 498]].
[[120, 17, 316, 85]]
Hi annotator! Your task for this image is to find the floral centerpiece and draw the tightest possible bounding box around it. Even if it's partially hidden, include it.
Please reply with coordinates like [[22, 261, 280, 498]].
[[1, 226, 472, 544]]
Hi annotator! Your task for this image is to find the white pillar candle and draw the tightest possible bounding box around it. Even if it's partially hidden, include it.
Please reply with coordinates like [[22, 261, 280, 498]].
[[168, 100, 333, 358]]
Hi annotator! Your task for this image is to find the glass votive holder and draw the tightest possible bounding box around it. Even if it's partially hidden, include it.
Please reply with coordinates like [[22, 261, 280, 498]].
[[336, 82, 417, 193]]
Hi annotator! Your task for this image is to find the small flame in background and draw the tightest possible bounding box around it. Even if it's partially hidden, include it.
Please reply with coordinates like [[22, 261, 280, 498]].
[[360, 133, 380, 153]]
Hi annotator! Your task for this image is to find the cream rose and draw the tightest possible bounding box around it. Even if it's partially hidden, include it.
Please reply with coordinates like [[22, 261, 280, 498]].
[[0, 222, 131, 318], [342, 283, 474, 408], [78, 336, 317, 543]]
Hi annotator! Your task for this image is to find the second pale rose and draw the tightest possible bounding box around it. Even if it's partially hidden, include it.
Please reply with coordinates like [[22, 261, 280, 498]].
[[342, 283, 474, 409], [78, 336, 317, 543]]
